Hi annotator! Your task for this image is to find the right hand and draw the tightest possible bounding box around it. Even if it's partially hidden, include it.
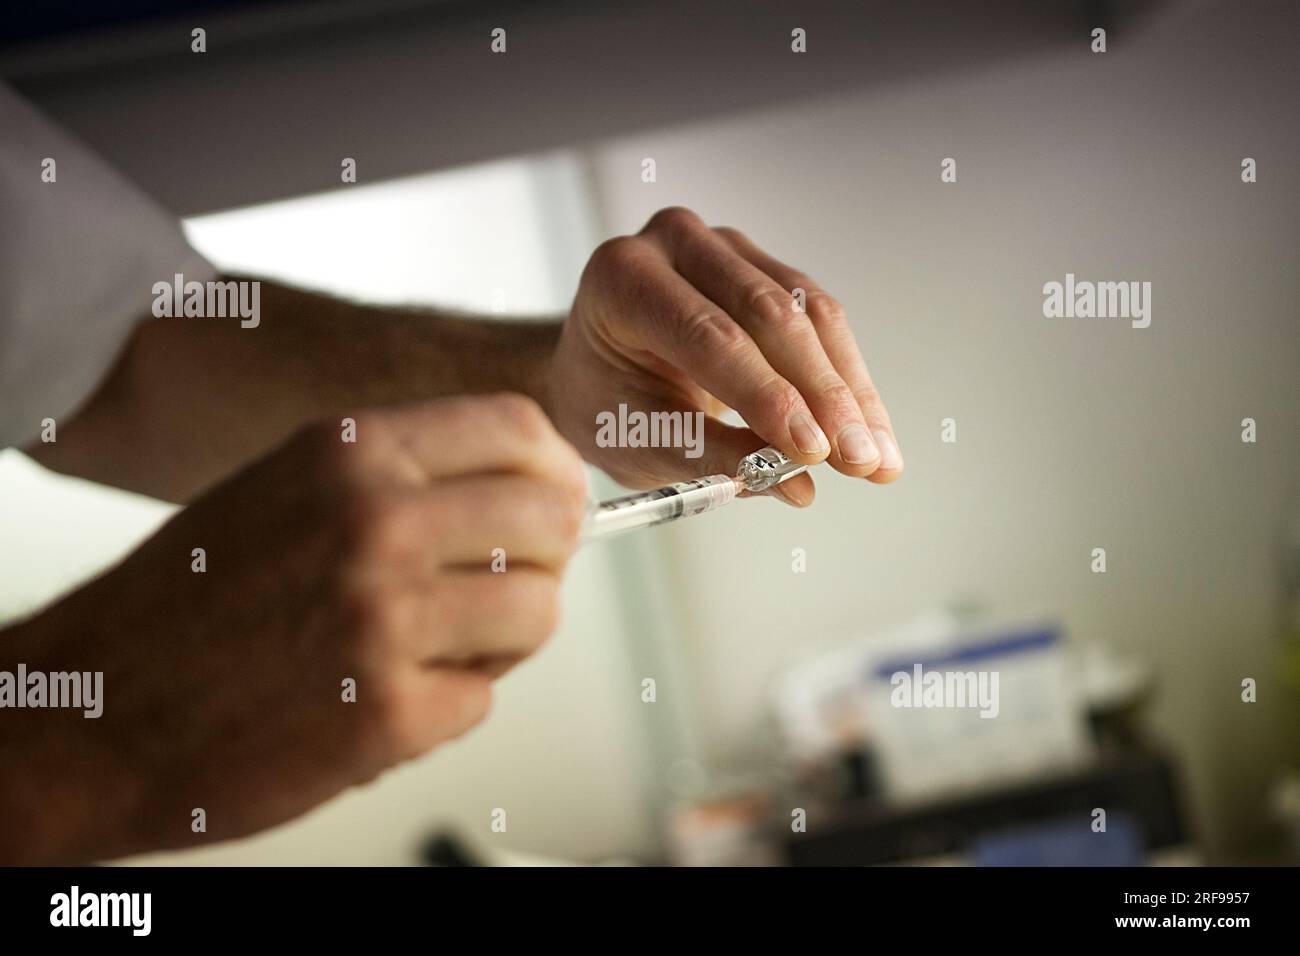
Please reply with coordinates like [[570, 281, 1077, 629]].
[[4, 394, 587, 863]]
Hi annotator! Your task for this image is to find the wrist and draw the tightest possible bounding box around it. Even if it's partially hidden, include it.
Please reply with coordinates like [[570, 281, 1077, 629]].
[[511, 320, 562, 421], [397, 313, 562, 417]]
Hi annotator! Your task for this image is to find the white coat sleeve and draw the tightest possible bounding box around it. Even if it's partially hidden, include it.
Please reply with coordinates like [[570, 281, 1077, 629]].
[[0, 81, 215, 448]]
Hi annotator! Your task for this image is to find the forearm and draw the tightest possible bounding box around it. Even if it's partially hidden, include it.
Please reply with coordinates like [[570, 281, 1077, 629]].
[[27, 277, 562, 502]]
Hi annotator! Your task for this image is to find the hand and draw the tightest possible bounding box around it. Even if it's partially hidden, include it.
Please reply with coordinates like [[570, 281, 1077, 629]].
[[548, 207, 903, 504], [3, 394, 586, 863]]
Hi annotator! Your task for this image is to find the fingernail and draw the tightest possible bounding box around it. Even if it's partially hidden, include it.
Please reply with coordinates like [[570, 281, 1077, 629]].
[[837, 423, 880, 465], [789, 413, 830, 456], [872, 429, 903, 471]]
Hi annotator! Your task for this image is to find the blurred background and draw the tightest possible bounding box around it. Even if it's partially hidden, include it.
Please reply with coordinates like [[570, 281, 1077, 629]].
[[1, 0, 1297, 865]]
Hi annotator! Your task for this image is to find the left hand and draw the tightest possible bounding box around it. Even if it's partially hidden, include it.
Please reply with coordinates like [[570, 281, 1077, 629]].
[[547, 207, 903, 504]]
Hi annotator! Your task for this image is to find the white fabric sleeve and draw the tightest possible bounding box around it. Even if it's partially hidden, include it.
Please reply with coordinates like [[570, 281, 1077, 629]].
[[0, 81, 216, 448]]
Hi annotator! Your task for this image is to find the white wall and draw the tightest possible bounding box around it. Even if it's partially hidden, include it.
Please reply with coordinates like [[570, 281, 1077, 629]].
[[585, 0, 1300, 855]]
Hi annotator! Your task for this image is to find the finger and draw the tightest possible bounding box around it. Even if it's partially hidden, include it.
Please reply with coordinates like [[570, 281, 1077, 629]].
[[371, 475, 585, 573], [766, 470, 816, 507], [587, 393, 760, 485], [650, 409, 819, 507], [584, 393, 818, 506], [402, 667, 495, 753], [417, 568, 561, 665], [362, 393, 589, 495], [662, 219, 882, 477], [717, 227, 904, 483], [600, 236, 821, 465], [451, 653, 527, 680], [579, 390, 811, 502]]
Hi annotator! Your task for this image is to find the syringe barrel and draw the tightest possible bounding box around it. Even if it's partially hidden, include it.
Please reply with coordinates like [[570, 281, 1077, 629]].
[[583, 474, 739, 541]]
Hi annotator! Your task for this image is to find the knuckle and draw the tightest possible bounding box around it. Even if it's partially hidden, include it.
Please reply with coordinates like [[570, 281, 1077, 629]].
[[349, 665, 424, 757], [561, 482, 589, 541], [543, 478, 586, 545], [786, 272, 815, 294], [814, 376, 859, 412], [806, 290, 848, 325], [742, 282, 795, 325], [546, 430, 587, 485], [645, 205, 703, 239], [713, 225, 747, 245], [853, 382, 883, 409], [546, 458, 590, 529], [678, 311, 748, 355], [761, 382, 804, 422], [587, 235, 647, 275]]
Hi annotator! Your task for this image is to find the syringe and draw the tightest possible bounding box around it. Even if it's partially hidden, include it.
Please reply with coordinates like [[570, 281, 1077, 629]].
[[582, 446, 808, 543]]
